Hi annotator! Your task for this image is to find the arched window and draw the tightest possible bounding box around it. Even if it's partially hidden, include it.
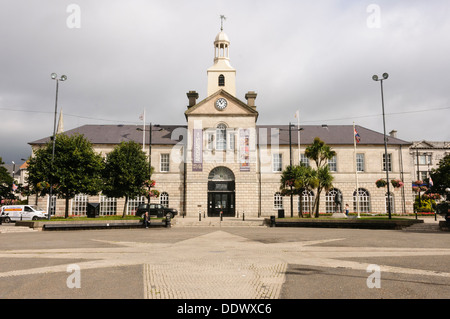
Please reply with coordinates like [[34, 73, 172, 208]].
[[385, 192, 394, 214], [326, 188, 342, 213], [208, 166, 235, 181], [298, 190, 314, 214], [218, 74, 225, 86], [216, 123, 227, 150], [160, 192, 169, 207], [353, 188, 370, 213], [274, 192, 283, 209]]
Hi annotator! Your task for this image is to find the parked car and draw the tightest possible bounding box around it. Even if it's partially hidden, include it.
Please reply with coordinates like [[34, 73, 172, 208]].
[[136, 203, 178, 218], [0, 205, 48, 223]]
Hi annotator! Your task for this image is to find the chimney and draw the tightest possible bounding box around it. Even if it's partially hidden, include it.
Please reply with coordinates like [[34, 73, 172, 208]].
[[187, 91, 199, 108], [389, 130, 397, 138], [245, 91, 257, 108]]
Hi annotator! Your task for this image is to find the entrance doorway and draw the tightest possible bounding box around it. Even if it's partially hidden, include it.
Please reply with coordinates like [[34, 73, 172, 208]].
[[207, 167, 235, 217]]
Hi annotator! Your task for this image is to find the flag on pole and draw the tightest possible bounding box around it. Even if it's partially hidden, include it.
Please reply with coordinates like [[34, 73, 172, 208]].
[[429, 176, 433, 187], [354, 128, 361, 143], [12, 183, 18, 191]]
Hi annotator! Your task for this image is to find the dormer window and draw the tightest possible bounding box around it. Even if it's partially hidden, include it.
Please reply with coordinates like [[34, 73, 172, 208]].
[[218, 74, 225, 87]]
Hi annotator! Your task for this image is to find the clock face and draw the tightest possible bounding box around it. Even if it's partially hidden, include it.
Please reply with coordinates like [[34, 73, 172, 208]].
[[215, 98, 227, 110]]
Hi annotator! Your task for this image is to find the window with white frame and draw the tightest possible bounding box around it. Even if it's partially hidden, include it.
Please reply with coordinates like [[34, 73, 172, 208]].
[[298, 190, 314, 214], [100, 196, 117, 215], [207, 131, 214, 150], [72, 194, 88, 216], [300, 154, 309, 167], [356, 153, 365, 172], [385, 192, 394, 214], [228, 130, 236, 150], [328, 155, 337, 172], [416, 154, 432, 165], [382, 153, 392, 172], [216, 124, 227, 150], [160, 154, 170, 172], [160, 192, 169, 207], [127, 196, 146, 215], [274, 192, 283, 209], [48, 195, 56, 216], [273, 153, 282, 172], [416, 171, 428, 181], [353, 188, 370, 213], [326, 189, 342, 214]]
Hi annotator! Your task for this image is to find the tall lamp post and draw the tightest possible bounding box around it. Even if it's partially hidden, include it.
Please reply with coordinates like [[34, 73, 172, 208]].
[[48, 73, 67, 220], [280, 123, 303, 217], [372, 73, 392, 219], [137, 123, 161, 203]]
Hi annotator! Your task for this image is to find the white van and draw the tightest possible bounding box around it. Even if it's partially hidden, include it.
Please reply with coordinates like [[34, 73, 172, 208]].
[[0, 205, 48, 223]]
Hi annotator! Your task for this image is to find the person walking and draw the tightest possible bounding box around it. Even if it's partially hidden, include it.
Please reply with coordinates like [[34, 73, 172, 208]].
[[143, 211, 149, 228]]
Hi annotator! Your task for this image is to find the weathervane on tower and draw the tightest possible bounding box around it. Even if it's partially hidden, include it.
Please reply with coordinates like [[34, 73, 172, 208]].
[[220, 15, 226, 31]]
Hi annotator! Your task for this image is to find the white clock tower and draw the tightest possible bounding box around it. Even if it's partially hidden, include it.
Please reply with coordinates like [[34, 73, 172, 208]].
[[207, 16, 236, 97]]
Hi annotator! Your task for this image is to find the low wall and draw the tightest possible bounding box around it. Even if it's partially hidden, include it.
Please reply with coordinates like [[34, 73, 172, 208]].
[[265, 217, 423, 230]]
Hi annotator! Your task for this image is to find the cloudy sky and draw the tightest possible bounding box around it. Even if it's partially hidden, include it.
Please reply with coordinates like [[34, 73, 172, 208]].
[[1, 0, 449, 165]]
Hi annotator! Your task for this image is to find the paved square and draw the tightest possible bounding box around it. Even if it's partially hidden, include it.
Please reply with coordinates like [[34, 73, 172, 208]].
[[0, 226, 449, 299]]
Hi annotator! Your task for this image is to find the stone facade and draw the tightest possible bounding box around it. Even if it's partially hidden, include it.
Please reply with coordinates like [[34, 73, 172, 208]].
[[29, 28, 418, 218]]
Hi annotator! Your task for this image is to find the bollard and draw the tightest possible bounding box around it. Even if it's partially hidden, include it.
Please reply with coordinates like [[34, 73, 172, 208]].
[[165, 214, 171, 228], [270, 216, 276, 227], [199, 212, 201, 221], [242, 212, 245, 221]]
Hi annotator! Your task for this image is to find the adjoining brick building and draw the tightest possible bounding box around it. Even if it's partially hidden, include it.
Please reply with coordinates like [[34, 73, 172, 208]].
[[29, 28, 415, 218]]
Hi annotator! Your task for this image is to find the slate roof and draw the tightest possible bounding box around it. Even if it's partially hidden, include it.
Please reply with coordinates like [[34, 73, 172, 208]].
[[29, 124, 412, 147], [258, 125, 412, 146]]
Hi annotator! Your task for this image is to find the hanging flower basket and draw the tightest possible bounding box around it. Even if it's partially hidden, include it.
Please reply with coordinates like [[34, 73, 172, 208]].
[[375, 179, 387, 188], [391, 179, 404, 189], [423, 193, 441, 200], [149, 189, 160, 198]]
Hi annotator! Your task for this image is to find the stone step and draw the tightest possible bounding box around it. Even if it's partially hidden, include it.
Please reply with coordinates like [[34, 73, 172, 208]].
[[0, 225, 38, 233], [402, 223, 442, 233], [172, 218, 267, 227]]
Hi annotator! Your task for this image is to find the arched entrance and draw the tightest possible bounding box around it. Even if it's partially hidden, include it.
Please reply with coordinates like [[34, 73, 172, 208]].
[[207, 167, 235, 217]]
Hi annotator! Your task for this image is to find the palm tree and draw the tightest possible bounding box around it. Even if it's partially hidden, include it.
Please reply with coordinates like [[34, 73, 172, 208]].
[[305, 137, 336, 217], [280, 164, 316, 217]]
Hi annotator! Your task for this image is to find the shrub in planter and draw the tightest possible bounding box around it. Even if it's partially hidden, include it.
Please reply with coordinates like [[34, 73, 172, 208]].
[[390, 179, 404, 188], [375, 179, 387, 188]]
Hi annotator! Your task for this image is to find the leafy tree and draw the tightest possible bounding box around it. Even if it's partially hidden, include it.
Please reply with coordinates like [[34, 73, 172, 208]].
[[429, 153, 450, 197], [102, 141, 150, 218], [0, 157, 14, 203], [280, 164, 317, 217], [27, 134, 104, 218], [305, 137, 336, 217]]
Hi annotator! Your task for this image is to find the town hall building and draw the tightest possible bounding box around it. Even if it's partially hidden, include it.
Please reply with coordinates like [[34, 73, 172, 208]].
[[29, 26, 415, 218]]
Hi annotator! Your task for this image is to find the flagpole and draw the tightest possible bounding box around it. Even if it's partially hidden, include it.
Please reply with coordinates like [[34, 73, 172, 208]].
[[142, 109, 146, 151], [353, 122, 360, 218], [296, 110, 301, 164]]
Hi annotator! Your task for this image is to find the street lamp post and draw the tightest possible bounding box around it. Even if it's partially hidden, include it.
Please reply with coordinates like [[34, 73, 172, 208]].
[[137, 123, 161, 203], [48, 73, 67, 220], [279, 123, 304, 218], [372, 73, 392, 219]]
